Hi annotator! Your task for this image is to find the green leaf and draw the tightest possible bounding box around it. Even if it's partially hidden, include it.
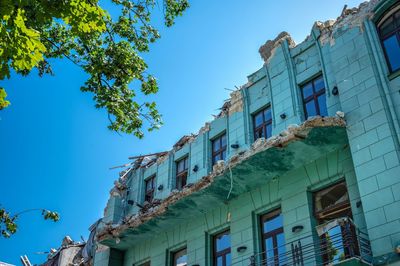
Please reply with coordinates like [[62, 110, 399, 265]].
[[0, 0, 189, 137]]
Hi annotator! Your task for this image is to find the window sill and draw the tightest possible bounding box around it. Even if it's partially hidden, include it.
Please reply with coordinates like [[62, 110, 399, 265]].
[[388, 69, 400, 80]]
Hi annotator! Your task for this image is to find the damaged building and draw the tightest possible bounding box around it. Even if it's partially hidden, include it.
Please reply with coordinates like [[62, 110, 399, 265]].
[[91, 0, 400, 265]]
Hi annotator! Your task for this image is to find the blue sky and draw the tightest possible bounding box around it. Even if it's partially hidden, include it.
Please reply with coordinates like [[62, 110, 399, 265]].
[[0, 0, 364, 264]]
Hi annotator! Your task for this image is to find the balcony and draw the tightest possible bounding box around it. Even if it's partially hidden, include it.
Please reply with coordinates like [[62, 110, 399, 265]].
[[248, 218, 372, 266]]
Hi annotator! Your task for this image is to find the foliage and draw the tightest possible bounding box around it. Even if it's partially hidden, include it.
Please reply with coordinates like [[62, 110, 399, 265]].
[[325, 233, 339, 262], [0, 0, 189, 137], [0, 88, 9, 109], [0, 207, 60, 238]]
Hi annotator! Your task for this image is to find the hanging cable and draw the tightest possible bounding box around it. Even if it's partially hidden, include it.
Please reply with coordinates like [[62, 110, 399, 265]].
[[227, 164, 233, 200]]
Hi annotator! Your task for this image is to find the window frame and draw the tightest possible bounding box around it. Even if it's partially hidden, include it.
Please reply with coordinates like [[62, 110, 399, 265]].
[[252, 106, 273, 141], [171, 247, 187, 266], [175, 156, 189, 190], [377, 5, 400, 73], [211, 133, 227, 165], [313, 181, 352, 224], [260, 209, 285, 266], [144, 175, 156, 202], [312, 181, 355, 265], [300, 76, 327, 119], [213, 229, 231, 266]]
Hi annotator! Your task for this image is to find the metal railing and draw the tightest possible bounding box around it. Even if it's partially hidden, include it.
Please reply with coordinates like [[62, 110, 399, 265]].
[[247, 220, 372, 266]]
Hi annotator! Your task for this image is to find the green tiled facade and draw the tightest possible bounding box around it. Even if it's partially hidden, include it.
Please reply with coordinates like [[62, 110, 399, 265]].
[[94, 0, 400, 265]]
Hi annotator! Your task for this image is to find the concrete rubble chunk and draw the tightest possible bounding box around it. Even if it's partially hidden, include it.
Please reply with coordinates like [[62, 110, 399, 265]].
[[259, 31, 295, 63]]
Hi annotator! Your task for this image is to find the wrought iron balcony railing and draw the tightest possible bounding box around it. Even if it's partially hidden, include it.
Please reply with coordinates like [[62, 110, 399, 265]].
[[247, 218, 372, 266]]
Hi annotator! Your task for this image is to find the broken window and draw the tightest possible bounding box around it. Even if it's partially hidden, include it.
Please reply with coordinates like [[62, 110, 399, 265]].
[[314, 181, 351, 223], [378, 4, 400, 73], [172, 248, 187, 266], [213, 230, 231, 266], [253, 106, 272, 141], [314, 181, 355, 265], [144, 175, 156, 202], [212, 133, 227, 165], [176, 157, 188, 190], [301, 76, 327, 119], [260, 209, 286, 266]]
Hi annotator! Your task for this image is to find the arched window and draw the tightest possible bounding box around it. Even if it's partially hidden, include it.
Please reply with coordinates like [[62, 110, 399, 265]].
[[378, 5, 400, 73]]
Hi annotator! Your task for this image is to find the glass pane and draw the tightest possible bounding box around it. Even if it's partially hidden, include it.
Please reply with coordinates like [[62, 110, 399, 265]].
[[305, 101, 317, 118], [264, 214, 283, 233], [213, 138, 221, 152], [277, 233, 287, 265], [255, 128, 265, 140], [175, 254, 187, 266], [174, 249, 187, 266], [317, 94, 328, 116], [265, 237, 275, 266], [213, 154, 220, 163], [221, 150, 226, 161], [181, 175, 187, 187], [176, 177, 182, 190], [145, 180, 151, 191], [314, 76, 325, 92], [264, 108, 272, 121], [324, 225, 345, 264], [302, 83, 313, 99], [266, 124, 272, 139], [184, 157, 188, 169], [379, 16, 395, 37], [221, 134, 227, 148], [177, 160, 184, 172], [217, 256, 223, 266], [226, 253, 231, 266], [383, 34, 400, 72], [254, 111, 264, 127], [216, 232, 231, 252]]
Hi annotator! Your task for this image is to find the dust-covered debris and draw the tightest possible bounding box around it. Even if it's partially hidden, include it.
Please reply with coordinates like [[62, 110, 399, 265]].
[[228, 90, 243, 115], [40, 236, 87, 266], [216, 90, 243, 118], [259, 31, 296, 63], [217, 100, 231, 118], [173, 134, 197, 151], [198, 122, 211, 134], [315, 0, 380, 45], [96, 116, 346, 242], [129, 152, 169, 169], [156, 152, 169, 165]]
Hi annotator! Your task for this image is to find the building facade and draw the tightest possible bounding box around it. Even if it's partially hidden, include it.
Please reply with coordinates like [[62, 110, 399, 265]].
[[93, 0, 400, 265]]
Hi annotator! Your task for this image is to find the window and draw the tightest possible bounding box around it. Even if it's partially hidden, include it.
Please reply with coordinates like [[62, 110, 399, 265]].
[[144, 175, 155, 202], [253, 107, 272, 141], [212, 134, 227, 165], [378, 5, 400, 73], [301, 76, 327, 119], [314, 182, 351, 225], [172, 248, 187, 266], [176, 157, 188, 190], [139, 262, 150, 266], [314, 182, 354, 265], [260, 209, 286, 266], [213, 230, 231, 266]]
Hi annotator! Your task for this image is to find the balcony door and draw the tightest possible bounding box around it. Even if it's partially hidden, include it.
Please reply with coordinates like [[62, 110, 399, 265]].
[[314, 182, 356, 264]]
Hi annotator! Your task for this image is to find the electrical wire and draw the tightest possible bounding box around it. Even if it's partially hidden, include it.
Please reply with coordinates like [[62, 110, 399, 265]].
[[227, 164, 233, 199]]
